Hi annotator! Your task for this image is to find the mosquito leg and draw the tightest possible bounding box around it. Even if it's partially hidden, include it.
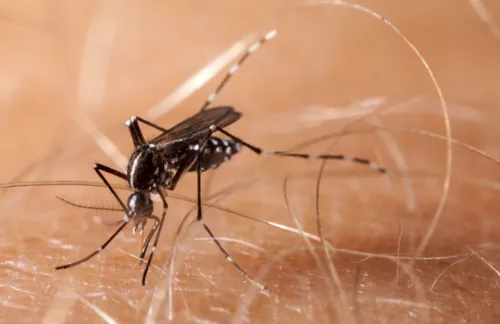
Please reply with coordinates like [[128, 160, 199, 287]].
[[54, 164, 131, 271], [199, 29, 277, 112], [94, 163, 128, 181], [55, 221, 129, 270], [195, 157, 268, 291], [139, 215, 160, 266], [125, 117, 146, 147], [141, 187, 168, 286], [94, 163, 129, 212], [216, 127, 387, 173], [166, 151, 199, 192], [167, 136, 212, 191]]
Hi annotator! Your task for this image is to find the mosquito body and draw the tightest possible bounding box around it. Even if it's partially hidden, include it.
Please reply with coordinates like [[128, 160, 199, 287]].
[[56, 106, 245, 285], [55, 29, 386, 289]]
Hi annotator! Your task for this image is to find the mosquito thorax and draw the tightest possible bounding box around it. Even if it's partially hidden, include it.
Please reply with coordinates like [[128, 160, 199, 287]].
[[127, 192, 153, 219], [127, 143, 172, 190]]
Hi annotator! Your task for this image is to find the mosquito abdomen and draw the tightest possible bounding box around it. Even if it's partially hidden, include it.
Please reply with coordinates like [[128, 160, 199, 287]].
[[189, 136, 241, 172]]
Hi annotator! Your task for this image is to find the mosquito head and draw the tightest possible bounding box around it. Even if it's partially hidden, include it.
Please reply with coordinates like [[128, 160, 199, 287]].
[[127, 191, 153, 220], [127, 144, 173, 191]]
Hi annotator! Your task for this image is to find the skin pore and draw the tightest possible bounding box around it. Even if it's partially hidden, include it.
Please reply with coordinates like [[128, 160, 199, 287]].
[[1, 1, 499, 323]]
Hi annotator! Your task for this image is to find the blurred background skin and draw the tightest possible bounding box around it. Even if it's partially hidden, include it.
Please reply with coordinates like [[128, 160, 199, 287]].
[[1, 0, 500, 323]]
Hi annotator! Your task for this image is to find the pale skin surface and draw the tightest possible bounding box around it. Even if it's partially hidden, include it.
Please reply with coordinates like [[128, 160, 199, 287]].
[[1, 1, 500, 323]]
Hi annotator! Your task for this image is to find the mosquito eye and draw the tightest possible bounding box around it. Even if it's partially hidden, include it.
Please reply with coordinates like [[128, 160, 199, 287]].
[[127, 192, 153, 217]]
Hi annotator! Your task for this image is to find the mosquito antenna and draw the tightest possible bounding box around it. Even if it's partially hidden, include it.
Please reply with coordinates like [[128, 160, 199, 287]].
[[56, 196, 123, 212], [199, 29, 277, 112], [55, 163, 132, 272], [56, 196, 126, 226], [1, 180, 286, 227]]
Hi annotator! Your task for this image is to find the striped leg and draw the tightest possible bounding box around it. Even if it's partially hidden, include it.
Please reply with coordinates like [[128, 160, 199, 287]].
[[55, 222, 128, 270], [216, 127, 387, 174], [141, 188, 168, 286], [199, 29, 277, 112], [55, 163, 131, 271], [138, 215, 160, 266], [195, 150, 268, 291]]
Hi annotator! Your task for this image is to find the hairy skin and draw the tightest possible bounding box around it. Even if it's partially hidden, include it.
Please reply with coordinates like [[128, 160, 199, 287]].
[[1, 1, 500, 323]]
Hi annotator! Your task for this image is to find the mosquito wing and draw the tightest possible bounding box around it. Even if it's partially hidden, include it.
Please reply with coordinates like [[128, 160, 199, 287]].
[[150, 106, 241, 154]]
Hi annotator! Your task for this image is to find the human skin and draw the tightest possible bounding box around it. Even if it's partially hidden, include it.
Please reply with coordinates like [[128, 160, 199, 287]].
[[1, 1, 499, 323]]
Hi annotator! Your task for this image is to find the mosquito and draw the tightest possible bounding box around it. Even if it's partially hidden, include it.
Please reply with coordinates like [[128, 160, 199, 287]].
[[54, 29, 387, 289]]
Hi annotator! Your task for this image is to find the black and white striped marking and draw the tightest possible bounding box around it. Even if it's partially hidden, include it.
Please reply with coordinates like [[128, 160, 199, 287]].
[[55, 27, 387, 293], [261, 150, 386, 173], [199, 29, 277, 112], [188, 137, 242, 172]]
